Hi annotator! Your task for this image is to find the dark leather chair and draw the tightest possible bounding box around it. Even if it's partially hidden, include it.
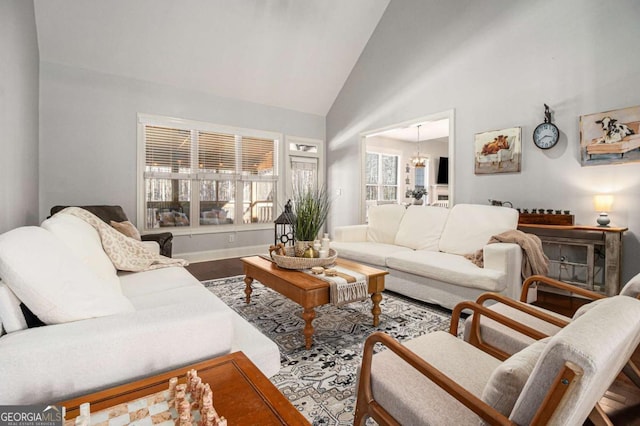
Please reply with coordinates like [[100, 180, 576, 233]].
[[49, 205, 173, 257]]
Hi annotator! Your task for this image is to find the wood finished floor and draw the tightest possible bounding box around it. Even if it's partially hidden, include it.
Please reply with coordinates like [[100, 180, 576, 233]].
[[186, 258, 640, 425]]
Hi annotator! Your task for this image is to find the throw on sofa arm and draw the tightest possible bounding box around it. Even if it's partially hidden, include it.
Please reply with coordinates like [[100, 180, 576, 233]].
[[49, 205, 173, 257]]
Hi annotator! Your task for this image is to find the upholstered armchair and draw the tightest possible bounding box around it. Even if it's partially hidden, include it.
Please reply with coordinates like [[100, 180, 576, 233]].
[[49, 205, 173, 257], [354, 296, 640, 426], [462, 274, 640, 387]]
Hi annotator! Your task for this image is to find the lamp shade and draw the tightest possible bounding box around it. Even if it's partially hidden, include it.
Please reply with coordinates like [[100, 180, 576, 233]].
[[593, 195, 613, 212]]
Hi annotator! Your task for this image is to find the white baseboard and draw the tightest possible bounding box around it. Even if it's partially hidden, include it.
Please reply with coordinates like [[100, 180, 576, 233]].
[[176, 245, 267, 263]]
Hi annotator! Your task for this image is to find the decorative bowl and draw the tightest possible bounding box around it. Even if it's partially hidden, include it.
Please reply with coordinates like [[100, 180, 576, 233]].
[[270, 247, 338, 270]]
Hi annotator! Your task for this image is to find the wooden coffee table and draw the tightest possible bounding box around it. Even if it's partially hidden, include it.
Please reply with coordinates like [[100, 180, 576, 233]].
[[241, 256, 387, 350], [58, 351, 309, 425]]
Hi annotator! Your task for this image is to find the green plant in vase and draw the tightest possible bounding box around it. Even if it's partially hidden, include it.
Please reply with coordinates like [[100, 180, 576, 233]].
[[290, 185, 330, 257]]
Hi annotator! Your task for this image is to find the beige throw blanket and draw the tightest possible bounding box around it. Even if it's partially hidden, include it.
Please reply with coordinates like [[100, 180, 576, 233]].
[[60, 207, 188, 272], [465, 229, 549, 279]]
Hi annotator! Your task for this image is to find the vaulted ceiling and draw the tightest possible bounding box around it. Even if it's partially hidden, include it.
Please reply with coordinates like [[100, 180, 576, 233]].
[[34, 0, 389, 116]]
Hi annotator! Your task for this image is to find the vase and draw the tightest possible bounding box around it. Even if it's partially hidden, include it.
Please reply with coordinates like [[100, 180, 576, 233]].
[[295, 240, 314, 257]]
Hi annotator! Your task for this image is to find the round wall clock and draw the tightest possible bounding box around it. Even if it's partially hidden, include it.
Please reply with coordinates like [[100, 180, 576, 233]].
[[533, 104, 559, 149]]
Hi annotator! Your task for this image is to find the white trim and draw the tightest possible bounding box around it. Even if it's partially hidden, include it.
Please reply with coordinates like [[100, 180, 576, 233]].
[[359, 109, 455, 222], [177, 244, 267, 263], [137, 113, 282, 141], [143, 222, 273, 237]]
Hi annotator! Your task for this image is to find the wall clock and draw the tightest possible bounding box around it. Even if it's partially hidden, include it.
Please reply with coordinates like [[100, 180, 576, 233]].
[[533, 104, 559, 149]]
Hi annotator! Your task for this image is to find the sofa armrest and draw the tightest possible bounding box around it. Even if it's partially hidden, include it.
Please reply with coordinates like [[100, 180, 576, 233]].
[[483, 242, 522, 300], [142, 232, 173, 257], [333, 225, 368, 242], [0, 301, 232, 404]]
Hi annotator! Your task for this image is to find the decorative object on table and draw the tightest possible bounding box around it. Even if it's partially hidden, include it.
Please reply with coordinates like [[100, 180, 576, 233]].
[[488, 199, 513, 207], [474, 126, 522, 174], [273, 199, 296, 246], [580, 105, 640, 166], [269, 246, 338, 269], [533, 103, 560, 149], [594, 194, 614, 227], [408, 187, 427, 205], [289, 184, 330, 256], [517, 210, 575, 225]]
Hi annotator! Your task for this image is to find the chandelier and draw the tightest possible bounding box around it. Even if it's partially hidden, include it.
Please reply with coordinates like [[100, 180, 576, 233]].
[[411, 124, 426, 168]]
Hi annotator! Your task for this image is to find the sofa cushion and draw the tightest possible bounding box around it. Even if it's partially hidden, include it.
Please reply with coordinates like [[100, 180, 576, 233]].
[[366, 204, 407, 244], [438, 204, 519, 255], [481, 338, 548, 417], [330, 241, 412, 267], [394, 205, 449, 250], [386, 250, 507, 292], [41, 214, 121, 293], [118, 266, 200, 298], [0, 227, 134, 324], [0, 282, 27, 332]]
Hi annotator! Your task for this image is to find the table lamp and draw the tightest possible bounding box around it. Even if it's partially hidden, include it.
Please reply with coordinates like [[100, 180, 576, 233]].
[[593, 195, 613, 227]]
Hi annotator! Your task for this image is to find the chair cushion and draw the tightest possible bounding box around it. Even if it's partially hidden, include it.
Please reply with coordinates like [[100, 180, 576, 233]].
[[0, 227, 134, 324], [438, 204, 518, 255], [620, 272, 640, 298], [481, 338, 549, 417], [463, 302, 567, 355], [369, 330, 500, 425], [41, 213, 121, 293], [366, 204, 407, 244], [0, 282, 27, 332], [394, 205, 449, 250], [110, 220, 142, 241]]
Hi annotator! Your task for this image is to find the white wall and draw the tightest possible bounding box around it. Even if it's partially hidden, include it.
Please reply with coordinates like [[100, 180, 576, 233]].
[[39, 63, 325, 256], [0, 1, 40, 233], [327, 0, 640, 283]]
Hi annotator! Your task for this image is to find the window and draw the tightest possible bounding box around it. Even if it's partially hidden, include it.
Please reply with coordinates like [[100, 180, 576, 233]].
[[365, 152, 399, 202], [285, 136, 324, 199], [138, 114, 280, 233]]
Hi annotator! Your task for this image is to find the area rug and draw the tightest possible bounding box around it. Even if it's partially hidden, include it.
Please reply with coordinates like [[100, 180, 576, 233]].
[[203, 276, 464, 426]]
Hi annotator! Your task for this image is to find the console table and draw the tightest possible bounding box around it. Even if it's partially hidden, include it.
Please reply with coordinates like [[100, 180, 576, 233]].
[[518, 224, 627, 296]]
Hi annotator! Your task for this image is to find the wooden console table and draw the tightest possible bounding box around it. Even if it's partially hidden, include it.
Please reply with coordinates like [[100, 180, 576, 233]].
[[518, 224, 627, 296]]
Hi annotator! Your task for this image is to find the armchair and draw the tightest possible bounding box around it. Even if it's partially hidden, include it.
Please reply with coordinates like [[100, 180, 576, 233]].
[[354, 296, 640, 426], [462, 274, 640, 388], [49, 205, 173, 257]]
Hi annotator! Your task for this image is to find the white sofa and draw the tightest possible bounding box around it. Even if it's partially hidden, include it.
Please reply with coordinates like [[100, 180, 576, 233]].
[[0, 213, 280, 404], [331, 204, 522, 309]]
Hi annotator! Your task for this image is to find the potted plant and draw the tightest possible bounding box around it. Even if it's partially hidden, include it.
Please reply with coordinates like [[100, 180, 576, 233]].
[[289, 185, 330, 257]]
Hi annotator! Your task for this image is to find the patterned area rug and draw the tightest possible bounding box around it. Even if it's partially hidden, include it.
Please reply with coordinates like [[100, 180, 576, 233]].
[[203, 276, 463, 426]]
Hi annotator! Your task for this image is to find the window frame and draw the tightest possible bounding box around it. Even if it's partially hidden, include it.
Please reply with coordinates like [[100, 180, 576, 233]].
[[137, 113, 282, 235], [365, 151, 400, 203], [284, 136, 324, 200]]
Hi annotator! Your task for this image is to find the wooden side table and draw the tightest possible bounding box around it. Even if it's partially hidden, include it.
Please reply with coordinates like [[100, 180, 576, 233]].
[[518, 224, 627, 296]]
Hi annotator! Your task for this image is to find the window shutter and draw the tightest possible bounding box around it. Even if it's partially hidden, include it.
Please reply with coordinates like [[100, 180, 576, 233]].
[[144, 126, 192, 176], [242, 137, 275, 176], [198, 131, 236, 174]]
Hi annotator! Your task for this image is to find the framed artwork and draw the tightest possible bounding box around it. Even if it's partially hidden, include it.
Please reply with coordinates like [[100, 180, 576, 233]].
[[474, 127, 522, 174], [580, 105, 640, 166]]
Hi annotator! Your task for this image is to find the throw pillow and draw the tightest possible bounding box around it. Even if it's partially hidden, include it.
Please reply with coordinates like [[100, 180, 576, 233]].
[[110, 220, 142, 241], [0, 282, 28, 332], [0, 226, 135, 325], [481, 338, 549, 418]]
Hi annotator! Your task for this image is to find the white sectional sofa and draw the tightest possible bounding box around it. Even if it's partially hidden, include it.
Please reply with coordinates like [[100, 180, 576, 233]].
[[0, 213, 279, 404], [331, 204, 522, 309]]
